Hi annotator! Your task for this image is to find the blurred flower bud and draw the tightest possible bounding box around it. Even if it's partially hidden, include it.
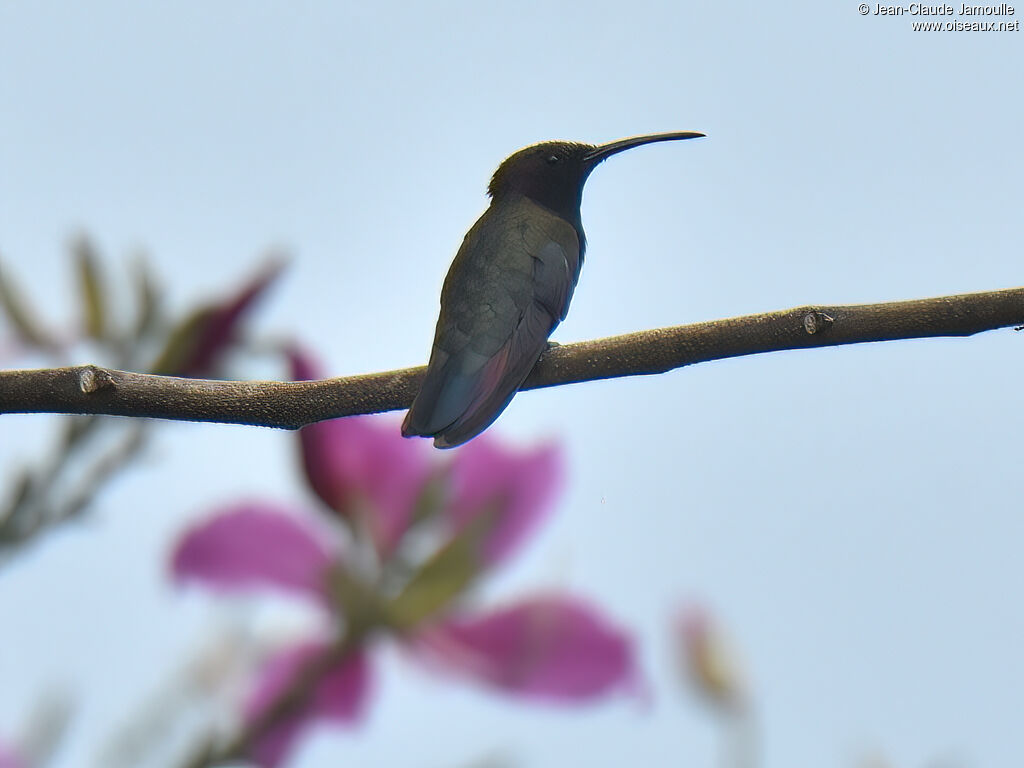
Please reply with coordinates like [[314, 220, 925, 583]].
[[676, 603, 747, 713]]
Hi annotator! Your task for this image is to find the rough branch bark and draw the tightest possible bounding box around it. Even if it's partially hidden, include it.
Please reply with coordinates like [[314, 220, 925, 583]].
[[1, 286, 1021, 428]]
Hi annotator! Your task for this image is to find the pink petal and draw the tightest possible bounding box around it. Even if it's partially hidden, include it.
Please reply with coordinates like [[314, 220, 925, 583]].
[[245, 640, 371, 768], [0, 743, 24, 768], [447, 437, 562, 566], [288, 346, 432, 558], [171, 503, 334, 602], [286, 343, 319, 382], [414, 595, 638, 702]]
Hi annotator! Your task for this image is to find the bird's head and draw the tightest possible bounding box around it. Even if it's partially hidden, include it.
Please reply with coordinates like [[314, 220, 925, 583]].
[[487, 132, 705, 220]]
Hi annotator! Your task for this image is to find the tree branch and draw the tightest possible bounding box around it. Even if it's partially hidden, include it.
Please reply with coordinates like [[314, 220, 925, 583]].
[[1, 286, 1021, 429]]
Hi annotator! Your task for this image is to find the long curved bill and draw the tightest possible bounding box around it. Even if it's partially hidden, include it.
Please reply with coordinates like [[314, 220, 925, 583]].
[[583, 131, 705, 169]]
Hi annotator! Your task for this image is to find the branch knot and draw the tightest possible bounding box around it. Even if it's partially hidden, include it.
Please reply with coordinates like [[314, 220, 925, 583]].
[[79, 366, 116, 395], [803, 311, 834, 335]]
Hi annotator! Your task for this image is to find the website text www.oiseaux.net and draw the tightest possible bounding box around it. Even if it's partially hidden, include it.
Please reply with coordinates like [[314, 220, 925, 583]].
[[861, 3, 1020, 29], [912, 17, 1019, 29]]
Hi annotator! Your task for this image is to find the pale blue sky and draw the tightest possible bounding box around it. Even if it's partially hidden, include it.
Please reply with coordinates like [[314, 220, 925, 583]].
[[1, 2, 1022, 767]]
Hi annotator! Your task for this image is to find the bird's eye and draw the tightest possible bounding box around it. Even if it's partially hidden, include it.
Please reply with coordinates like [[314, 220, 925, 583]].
[[546, 154, 560, 165]]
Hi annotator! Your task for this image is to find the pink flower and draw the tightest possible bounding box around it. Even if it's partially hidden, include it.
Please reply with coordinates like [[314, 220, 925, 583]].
[[171, 349, 638, 766]]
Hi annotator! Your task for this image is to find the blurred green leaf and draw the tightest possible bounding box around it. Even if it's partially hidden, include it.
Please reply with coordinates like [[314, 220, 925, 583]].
[[59, 415, 99, 451], [0, 470, 34, 542], [19, 689, 73, 768], [73, 237, 107, 340], [0, 260, 57, 350], [325, 562, 384, 636], [131, 253, 161, 340], [148, 307, 214, 375], [386, 506, 496, 631], [408, 468, 451, 530]]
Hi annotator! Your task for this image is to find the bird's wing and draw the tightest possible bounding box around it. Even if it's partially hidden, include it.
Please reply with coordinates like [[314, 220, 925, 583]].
[[402, 198, 580, 447]]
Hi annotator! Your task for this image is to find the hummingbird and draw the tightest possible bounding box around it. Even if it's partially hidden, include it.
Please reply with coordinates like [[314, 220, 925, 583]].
[[402, 131, 705, 448]]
